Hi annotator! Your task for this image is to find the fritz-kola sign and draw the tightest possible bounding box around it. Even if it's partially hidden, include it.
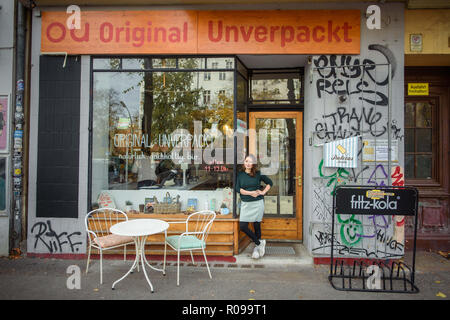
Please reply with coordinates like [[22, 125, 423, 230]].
[[41, 10, 360, 54], [350, 194, 398, 210], [334, 186, 418, 216]]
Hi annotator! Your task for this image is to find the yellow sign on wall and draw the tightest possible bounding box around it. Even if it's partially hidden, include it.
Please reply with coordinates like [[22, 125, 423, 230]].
[[408, 83, 429, 96]]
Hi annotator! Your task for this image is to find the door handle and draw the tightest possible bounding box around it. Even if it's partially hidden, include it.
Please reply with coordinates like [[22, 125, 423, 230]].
[[293, 175, 302, 186]]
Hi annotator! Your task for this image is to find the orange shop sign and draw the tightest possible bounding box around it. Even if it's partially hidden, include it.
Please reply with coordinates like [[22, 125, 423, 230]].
[[41, 10, 361, 55]]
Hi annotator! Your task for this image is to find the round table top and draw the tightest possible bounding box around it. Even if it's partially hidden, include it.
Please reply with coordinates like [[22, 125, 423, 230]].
[[110, 219, 169, 237]]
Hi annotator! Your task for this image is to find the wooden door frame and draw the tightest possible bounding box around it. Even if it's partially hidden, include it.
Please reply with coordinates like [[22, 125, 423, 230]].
[[249, 111, 303, 240]]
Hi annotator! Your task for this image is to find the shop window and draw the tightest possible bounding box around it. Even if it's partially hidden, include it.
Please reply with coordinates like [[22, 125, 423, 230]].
[[207, 57, 234, 69], [250, 70, 302, 105], [152, 58, 176, 69], [178, 58, 205, 69], [91, 57, 235, 213], [404, 99, 437, 181]]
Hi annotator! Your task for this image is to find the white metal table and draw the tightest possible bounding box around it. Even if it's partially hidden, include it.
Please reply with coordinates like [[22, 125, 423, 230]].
[[110, 218, 169, 292]]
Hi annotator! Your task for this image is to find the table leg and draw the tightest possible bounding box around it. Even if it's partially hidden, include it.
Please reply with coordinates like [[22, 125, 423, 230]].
[[139, 236, 154, 293], [142, 234, 166, 275], [112, 237, 140, 290], [112, 235, 165, 292]]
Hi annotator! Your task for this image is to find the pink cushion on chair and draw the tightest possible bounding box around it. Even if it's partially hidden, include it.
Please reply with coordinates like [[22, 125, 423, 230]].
[[94, 234, 134, 248]]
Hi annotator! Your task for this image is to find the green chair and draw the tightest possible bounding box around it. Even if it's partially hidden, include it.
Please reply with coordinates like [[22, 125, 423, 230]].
[[163, 210, 216, 286]]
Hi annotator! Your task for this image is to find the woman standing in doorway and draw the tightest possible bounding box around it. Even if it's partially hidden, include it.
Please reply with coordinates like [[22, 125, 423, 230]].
[[236, 154, 273, 259]]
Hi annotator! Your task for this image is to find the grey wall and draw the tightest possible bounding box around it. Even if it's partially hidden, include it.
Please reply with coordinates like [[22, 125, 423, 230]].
[[303, 3, 405, 258], [27, 11, 88, 254]]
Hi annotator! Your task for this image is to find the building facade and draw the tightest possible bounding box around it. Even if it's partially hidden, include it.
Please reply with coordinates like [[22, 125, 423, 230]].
[[1, 1, 448, 259]]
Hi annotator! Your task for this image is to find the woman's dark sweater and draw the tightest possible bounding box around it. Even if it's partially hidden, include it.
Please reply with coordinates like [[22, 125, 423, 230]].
[[235, 170, 273, 202]]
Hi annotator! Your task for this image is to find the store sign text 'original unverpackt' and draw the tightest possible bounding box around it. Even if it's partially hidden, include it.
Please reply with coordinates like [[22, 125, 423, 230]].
[[41, 10, 361, 54]]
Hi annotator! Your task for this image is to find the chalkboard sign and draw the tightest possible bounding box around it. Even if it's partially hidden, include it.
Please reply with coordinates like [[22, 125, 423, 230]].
[[334, 186, 418, 216]]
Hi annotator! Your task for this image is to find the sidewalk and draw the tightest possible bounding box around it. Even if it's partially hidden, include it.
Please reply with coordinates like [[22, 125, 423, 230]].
[[0, 245, 448, 301]]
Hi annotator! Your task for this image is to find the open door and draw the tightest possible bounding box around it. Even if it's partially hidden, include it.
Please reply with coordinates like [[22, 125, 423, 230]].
[[249, 111, 303, 240]]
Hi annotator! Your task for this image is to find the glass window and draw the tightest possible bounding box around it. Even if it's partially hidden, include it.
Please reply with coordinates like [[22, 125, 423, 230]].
[[203, 90, 211, 105], [152, 58, 176, 69], [93, 58, 121, 70], [91, 57, 235, 214], [251, 71, 301, 104], [404, 100, 436, 180], [207, 57, 234, 69], [122, 58, 151, 70], [178, 58, 205, 69]]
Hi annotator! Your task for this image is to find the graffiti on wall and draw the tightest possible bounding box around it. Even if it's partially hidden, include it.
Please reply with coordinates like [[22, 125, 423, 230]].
[[313, 44, 402, 143], [313, 44, 396, 107], [311, 43, 404, 259], [30, 220, 83, 253], [313, 161, 406, 258], [315, 108, 403, 141]]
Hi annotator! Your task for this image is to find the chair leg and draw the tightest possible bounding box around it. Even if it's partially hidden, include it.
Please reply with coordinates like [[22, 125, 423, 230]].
[[100, 249, 103, 284], [124, 244, 127, 261], [177, 249, 181, 286], [202, 248, 212, 279], [163, 241, 167, 274], [190, 250, 195, 265], [86, 244, 92, 274]]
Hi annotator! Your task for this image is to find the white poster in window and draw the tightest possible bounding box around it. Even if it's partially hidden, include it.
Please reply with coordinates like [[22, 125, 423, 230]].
[[280, 196, 294, 215], [0, 95, 10, 153], [362, 140, 398, 162], [264, 196, 277, 214]]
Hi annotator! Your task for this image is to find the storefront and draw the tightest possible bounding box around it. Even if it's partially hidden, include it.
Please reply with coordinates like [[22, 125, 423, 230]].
[[403, 9, 450, 250], [26, 3, 408, 260]]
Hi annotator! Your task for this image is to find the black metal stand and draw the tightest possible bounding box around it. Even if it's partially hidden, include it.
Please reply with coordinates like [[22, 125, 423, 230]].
[[328, 186, 419, 293]]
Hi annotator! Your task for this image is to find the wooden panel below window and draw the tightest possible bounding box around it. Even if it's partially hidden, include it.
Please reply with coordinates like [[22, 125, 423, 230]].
[[89, 213, 239, 256]]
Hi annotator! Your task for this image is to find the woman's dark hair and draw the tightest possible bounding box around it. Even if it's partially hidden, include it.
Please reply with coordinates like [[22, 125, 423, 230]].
[[241, 154, 258, 177]]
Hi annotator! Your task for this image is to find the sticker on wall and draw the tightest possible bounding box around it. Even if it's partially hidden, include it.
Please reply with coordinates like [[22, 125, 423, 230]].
[[0, 95, 10, 153], [409, 34, 423, 52], [323, 136, 358, 168], [408, 83, 429, 96], [362, 139, 398, 162]]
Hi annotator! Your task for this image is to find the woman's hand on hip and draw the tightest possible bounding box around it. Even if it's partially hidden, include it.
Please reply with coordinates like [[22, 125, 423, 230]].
[[250, 191, 260, 197]]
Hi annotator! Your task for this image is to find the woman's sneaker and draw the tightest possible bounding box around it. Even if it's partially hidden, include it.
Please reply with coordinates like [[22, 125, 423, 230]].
[[252, 246, 260, 259], [258, 239, 266, 257]]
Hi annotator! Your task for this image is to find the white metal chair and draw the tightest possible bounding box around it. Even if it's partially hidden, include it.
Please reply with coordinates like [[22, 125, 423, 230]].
[[85, 208, 135, 284], [163, 210, 216, 286]]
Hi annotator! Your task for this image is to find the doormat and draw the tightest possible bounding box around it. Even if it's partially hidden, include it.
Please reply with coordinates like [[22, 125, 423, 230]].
[[265, 245, 296, 255]]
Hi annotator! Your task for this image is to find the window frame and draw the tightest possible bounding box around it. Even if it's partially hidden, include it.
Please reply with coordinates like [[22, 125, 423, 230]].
[[88, 55, 242, 216], [404, 96, 441, 187]]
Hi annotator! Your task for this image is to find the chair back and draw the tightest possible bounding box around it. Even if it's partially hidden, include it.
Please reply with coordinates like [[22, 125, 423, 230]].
[[186, 210, 216, 243], [85, 208, 129, 242]]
